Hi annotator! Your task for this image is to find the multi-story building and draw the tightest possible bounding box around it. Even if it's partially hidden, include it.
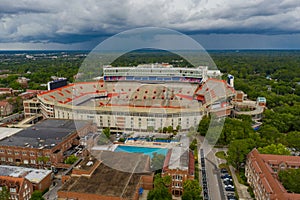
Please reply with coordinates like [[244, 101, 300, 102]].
[[0, 176, 32, 200], [162, 137, 195, 196], [0, 101, 13, 116], [246, 149, 300, 200], [23, 98, 41, 118], [0, 165, 52, 192], [0, 119, 96, 168]]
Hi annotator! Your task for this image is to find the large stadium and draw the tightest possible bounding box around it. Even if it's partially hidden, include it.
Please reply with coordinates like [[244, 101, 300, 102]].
[[36, 64, 235, 132]]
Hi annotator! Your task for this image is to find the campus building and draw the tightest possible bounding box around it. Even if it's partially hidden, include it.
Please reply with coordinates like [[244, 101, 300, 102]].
[[0, 165, 52, 192], [162, 137, 195, 196], [0, 176, 32, 200], [58, 151, 154, 200], [245, 149, 300, 200], [0, 100, 13, 117], [0, 119, 96, 168], [33, 64, 235, 132], [23, 98, 41, 118]]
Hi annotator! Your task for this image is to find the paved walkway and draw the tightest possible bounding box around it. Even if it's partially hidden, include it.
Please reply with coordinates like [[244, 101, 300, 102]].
[[43, 178, 62, 200], [229, 165, 253, 200], [139, 190, 149, 200]]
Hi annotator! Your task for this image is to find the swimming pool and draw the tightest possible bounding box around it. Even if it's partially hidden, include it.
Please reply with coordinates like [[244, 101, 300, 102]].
[[114, 145, 168, 158]]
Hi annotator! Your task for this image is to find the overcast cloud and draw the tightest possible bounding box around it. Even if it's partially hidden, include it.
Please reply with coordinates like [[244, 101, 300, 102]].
[[0, 0, 300, 49]]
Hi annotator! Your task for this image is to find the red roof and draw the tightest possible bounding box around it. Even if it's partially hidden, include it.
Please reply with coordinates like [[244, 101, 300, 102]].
[[0, 101, 10, 107], [248, 149, 300, 199], [188, 151, 195, 175]]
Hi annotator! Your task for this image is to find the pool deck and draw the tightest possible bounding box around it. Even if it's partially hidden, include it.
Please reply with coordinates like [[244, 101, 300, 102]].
[[123, 139, 180, 148], [91, 138, 183, 152]]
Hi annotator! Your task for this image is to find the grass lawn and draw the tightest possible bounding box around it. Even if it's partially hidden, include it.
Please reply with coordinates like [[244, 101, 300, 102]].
[[215, 151, 227, 159]]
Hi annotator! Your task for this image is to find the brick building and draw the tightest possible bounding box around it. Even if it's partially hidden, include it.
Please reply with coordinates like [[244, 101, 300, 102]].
[[0, 165, 52, 193], [58, 151, 154, 200], [0, 176, 32, 200], [246, 149, 300, 200], [0, 101, 13, 116], [162, 137, 195, 196], [0, 119, 96, 168]]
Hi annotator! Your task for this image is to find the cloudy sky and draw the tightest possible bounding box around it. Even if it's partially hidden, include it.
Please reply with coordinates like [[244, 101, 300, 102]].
[[0, 0, 300, 50]]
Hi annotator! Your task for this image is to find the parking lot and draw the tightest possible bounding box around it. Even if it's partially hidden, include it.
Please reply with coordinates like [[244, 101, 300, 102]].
[[220, 168, 237, 200]]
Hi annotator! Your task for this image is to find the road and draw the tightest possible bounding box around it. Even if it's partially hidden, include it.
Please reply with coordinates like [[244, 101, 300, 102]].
[[197, 136, 227, 200], [205, 149, 226, 200], [43, 178, 62, 200]]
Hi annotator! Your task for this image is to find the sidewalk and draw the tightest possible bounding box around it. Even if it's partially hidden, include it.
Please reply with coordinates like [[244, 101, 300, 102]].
[[229, 165, 253, 200]]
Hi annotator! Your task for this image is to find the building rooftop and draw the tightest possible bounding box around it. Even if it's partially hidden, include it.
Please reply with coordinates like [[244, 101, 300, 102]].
[[91, 150, 151, 173], [248, 149, 300, 200], [60, 151, 152, 199], [257, 96, 266, 102], [168, 147, 189, 170], [0, 119, 90, 149], [0, 127, 22, 141], [0, 165, 51, 184]]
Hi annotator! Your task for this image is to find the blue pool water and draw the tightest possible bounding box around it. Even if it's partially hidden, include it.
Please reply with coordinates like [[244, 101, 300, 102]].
[[114, 145, 168, 158]]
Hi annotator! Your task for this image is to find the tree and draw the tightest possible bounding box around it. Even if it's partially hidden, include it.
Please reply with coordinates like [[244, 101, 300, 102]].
[[147, 126, 155, 132], [189, 138, 197, 151], [103, 127, 110, 138], [258, 144, 290, 155], [198, 115, 210, 136], [151, 153, 165, 172], [37, 156, 50, 165], [182, 180, 202, 200], [162, 127, 168, 133], [64, 155, 78, 164], [147, 174, 172, 200], [0, 186, 10, 200], [97, 133, 110, 145], [259, 125, 281, 140], [176, 125, 181, 132], [286, 131, 300, 150], [279, 168, 300, 193], [30, 190, 45, 200], [167, 126, 173, 133], [227, 139, 255, 171]]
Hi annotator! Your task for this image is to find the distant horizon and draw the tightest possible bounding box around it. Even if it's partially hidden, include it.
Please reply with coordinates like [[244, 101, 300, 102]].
[[1, 48, 300, 52]]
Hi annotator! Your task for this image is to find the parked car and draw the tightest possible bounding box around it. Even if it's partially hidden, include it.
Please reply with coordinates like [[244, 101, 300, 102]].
[[227, 194, 237, 200], [225, 186, 235, 191], [224, 180, 234, 185], [221, 168, 228, 173], [221, 174, 232, 179], [223, 177, 233, 182]]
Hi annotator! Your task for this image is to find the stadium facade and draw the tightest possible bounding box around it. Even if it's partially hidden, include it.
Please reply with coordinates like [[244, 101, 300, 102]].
[[34, 64, 236, 132]]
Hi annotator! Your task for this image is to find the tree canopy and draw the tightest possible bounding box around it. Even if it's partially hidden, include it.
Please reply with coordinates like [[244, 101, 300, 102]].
[[182, 180, 202, 200], [278, 168, 300, 193], [258, 143, 290, 155], [227, 139, 256, 171], [0, 186, 10, 200], [147, 174, 172, 200], [29, 190, 45, 200], [64, 155, 78, 164]]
